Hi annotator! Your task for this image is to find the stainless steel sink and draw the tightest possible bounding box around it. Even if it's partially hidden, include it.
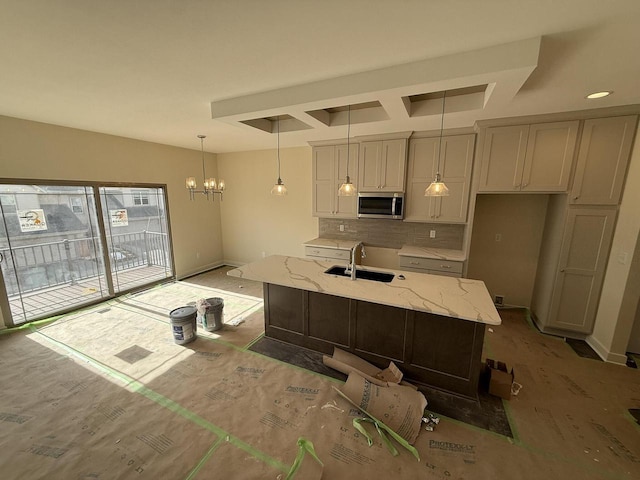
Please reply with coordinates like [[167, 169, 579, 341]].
[[324, 265, 394, 283]]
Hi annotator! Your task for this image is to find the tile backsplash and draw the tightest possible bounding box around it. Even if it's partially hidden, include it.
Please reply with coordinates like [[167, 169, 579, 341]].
[[319, 218, 464, 250]]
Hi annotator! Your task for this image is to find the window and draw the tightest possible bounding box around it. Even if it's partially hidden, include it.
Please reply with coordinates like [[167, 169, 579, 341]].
[[132, 191, 150, 205], [0, 194, 16, 206], [70, 196, 84, 213]]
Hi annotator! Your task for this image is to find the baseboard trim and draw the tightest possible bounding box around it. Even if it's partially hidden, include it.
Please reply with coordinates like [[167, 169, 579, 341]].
[[177, 261, 225, 280], [585, 335, 628, 365]]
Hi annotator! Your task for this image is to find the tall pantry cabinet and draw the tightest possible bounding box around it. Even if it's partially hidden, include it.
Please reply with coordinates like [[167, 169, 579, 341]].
[[531, 115, 638, 337]]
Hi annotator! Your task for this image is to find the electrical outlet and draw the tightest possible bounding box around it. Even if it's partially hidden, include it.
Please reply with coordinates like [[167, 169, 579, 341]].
[[494, 295, 504, 307], [495, 233, 502, 242], [339, 224, 345, 232], [196, 252, 200, 259], [429, 230, 436, 239]]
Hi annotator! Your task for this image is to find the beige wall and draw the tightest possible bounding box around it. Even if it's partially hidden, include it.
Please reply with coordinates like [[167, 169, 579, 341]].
[[0, 115, 224, 283], [588, 122, 640, 362], [467, 194, 548, 307], [216, 146, 318, 265]]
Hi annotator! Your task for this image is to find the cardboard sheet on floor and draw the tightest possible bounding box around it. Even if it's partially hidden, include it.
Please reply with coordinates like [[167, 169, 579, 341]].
[[4, 300, 640, 479], [117, 282, 265, 348], [340, 372, 426, 444], [323, 347, 406, 387], [0, 332, 217, 479]]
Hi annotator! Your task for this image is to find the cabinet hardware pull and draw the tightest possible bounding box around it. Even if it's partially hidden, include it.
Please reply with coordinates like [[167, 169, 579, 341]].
[[440, 265, 452, 269], [523, 183, 528, 187], [410, 261, 419, 265], [560, 268, 565, 272], [573, 196, 579, 200]]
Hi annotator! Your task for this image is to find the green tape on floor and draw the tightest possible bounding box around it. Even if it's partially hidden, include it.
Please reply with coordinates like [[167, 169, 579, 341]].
[[29, 326, 290, 475], [184, 438, 224, 480]]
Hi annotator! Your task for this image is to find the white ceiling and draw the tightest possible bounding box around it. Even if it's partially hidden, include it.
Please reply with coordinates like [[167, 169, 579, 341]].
[[2, 0, 640, 153]]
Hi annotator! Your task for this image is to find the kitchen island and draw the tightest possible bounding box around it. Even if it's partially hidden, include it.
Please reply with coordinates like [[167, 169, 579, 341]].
[[228, 255, 501, 398]]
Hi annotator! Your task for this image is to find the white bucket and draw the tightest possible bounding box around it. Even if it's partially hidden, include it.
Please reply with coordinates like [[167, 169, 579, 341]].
[[169, 306, 197, 345]]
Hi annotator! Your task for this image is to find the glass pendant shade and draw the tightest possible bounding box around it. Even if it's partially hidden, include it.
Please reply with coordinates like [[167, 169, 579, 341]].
[[271, 178, 287, 195], [424, 173, 450, 197], [338, 176, 356, 196]]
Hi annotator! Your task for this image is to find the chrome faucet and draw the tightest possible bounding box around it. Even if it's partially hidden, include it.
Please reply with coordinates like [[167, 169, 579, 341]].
[[346, 242, 366, 280]]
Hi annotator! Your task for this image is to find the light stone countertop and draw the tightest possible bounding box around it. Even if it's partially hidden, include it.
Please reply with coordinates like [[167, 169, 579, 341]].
[[228, 255, 501, 325], [303, 238, 361, 251], [398, 245, 467, 262]]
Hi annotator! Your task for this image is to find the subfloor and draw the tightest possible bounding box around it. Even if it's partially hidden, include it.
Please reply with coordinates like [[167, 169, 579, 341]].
[[1, 266, 639, 479]]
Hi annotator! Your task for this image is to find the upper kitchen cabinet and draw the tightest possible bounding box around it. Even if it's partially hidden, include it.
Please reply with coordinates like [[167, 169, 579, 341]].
[[404, 134, 475, 223], [312, 143, 359, 218], [570, 115, 638, 205], [358, 138, 408, 191], [478, 121, 578, 193]]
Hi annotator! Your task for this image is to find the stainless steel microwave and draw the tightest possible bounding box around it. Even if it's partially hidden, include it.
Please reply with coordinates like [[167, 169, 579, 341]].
[[357, 192, 404, 219]]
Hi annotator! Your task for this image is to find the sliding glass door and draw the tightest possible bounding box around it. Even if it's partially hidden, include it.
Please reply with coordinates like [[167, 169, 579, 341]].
[[100, 186, 173, 293], [0, 183, 173, 326]]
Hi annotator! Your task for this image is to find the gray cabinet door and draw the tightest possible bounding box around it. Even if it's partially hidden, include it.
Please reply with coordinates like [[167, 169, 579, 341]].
[[570, 116, 637, 205], [312, 146, 335, 216], [547, 207, 617, 333], [521, 121, 578, 192], [478, 125, 529, 192]]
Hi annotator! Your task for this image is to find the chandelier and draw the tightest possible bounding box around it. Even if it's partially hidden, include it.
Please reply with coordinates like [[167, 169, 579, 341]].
[[186, 135, 225, 201]]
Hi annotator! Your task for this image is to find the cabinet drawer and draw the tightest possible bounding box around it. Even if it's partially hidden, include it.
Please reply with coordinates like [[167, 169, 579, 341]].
[[305, 246, 351, 261], [398, 256, 463, 274]]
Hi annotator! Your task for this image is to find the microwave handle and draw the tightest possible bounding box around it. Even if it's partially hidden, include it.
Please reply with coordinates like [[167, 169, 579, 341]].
[[391, 196, 397, 215]]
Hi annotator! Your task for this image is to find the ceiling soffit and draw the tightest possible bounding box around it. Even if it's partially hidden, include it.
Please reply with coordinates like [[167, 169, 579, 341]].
[[211, 37, 540, 136]]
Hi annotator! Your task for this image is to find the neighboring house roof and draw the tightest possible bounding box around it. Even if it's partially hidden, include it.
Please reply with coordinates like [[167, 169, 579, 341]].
[[0, 204, 87, 237]]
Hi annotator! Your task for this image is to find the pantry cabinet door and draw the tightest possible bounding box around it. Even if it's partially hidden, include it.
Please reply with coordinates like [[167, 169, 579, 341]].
[[547, 207, 616, 334]]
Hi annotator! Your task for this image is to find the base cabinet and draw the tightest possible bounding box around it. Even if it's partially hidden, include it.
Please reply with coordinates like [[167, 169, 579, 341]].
[[264, 283, 485, 398], [398, 256, 463, 278]]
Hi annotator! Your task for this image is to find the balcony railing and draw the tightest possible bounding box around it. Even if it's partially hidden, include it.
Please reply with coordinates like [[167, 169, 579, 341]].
[[0, 231, 170, 296]]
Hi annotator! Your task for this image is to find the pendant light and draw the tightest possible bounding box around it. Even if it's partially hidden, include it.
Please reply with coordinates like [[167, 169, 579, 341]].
[[270, 117, 287, 195], [424, 91, 450, 197], [186, 135, 225, 201], [338, 104, 356, 196]]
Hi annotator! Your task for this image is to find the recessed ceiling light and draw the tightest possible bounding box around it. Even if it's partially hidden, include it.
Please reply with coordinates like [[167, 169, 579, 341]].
[[586, 91, 613, 99]]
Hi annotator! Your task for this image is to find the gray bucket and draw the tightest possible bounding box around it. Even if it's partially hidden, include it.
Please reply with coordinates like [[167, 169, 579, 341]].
[[169, 306, 197, 345], [204, 297, 224, 332]]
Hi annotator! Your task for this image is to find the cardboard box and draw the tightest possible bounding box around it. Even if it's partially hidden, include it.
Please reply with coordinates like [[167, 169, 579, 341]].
[[486, 359, 515, 400]]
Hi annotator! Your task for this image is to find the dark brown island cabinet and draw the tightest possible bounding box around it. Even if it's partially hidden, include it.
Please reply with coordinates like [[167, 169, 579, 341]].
[[263, 283, 485, 398]]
